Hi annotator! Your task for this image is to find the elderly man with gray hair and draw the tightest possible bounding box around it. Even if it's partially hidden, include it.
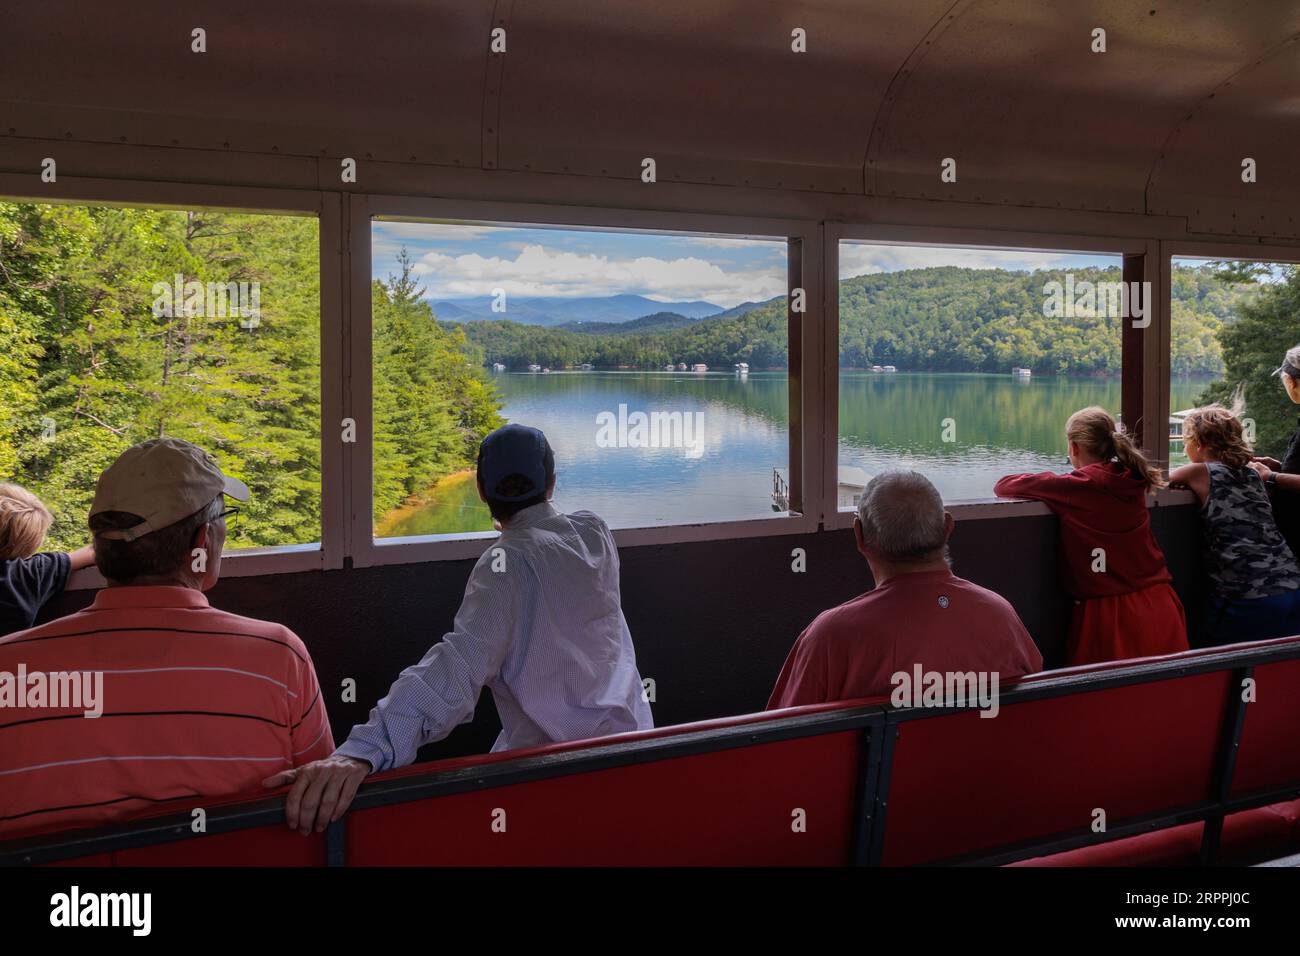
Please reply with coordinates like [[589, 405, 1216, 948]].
[[768, 471, 1042, 708]]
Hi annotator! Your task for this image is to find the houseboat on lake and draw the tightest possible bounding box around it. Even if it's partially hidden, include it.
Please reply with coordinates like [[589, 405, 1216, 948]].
[[1170, 409, 1194, 445], [773, 465, 871, 513], [692, 363, 708, 372]]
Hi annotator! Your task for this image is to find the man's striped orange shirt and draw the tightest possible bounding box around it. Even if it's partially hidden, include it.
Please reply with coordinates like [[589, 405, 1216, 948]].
[[0, 586, 334, 838]]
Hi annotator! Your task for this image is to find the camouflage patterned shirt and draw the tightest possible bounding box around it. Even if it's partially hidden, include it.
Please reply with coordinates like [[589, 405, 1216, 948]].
[[1202, 461, 1300, 600]]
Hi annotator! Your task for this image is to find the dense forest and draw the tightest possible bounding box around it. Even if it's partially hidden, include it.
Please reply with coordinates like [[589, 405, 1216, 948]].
[[455, 265, 1244, 375], [1197, 262, 1300, 459], [0, 205, 501, 551]]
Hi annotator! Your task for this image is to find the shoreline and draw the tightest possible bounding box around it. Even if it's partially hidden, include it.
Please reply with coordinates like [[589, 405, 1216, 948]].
[[375, 468, 478, 537]]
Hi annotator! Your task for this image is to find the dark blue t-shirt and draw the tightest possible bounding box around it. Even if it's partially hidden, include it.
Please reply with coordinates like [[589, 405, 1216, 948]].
[[0, 552, 71, 637]]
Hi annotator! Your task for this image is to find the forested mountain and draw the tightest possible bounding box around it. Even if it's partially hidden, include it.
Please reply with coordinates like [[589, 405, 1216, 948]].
[[556, 311, 701, 336], [0, 205, 501, 550], [453, 266, 1242, 374]]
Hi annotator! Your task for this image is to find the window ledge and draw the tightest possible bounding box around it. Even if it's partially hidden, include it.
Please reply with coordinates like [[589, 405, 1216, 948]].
[[64, 543, 325, 592], [827, 486, 1198, 528]]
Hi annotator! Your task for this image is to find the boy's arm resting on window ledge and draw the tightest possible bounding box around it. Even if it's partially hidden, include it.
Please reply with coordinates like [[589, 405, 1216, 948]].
[[67, 546, 96, 572]]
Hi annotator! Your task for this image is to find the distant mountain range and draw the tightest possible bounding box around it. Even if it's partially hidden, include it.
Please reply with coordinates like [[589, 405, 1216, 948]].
[[428, 293, 723, 327], [554, 311, 705, 336]]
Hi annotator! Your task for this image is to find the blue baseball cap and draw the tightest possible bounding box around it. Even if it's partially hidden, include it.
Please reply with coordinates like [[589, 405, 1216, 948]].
[[477, 424, 552, 501]]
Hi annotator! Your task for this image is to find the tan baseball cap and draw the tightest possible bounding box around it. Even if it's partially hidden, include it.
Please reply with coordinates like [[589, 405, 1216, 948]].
[[90, 438, 250, 541]]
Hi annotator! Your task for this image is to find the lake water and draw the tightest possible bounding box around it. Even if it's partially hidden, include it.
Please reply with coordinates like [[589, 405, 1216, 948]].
[[377, 370, 1215, 537]]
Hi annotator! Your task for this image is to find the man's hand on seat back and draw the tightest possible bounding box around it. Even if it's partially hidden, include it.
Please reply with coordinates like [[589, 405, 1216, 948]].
[[263, 754, 371, 835]]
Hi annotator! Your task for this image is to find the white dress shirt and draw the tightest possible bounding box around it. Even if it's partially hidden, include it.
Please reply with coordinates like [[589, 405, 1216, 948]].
[[337, 502, 653, 770]]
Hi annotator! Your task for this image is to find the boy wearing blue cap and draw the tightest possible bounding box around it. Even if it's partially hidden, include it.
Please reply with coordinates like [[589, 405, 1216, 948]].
[[268, 424, 654, 834]]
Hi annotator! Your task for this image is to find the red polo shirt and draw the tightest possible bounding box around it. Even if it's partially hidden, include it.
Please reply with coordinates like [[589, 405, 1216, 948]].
[[767, 569, 1043, 708], [0, 586, 334, 838]]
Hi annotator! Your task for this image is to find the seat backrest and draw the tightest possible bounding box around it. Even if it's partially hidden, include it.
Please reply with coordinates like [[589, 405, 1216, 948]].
[[22, 822, 327, 868], [878, 669, 1231, 865], [1231, 655, 1300, 800], [345, 718, 870, 866], [4, 702, 880, 867], [9, 641, 1297, 868]]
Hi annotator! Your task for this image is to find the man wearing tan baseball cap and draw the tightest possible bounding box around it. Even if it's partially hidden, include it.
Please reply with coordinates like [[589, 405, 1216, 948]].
[[89, 437, 250, 543], [0, 438, 334, 839]]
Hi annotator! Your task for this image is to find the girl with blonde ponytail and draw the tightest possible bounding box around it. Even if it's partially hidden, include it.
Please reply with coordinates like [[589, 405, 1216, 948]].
[[995, 407, 1187, 666]]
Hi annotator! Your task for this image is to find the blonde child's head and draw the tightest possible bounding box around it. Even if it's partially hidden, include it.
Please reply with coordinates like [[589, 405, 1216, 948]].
[[1182, 395, 1253, 469], [0, 483, 54, 561], [1065, 406, 1165, 492]]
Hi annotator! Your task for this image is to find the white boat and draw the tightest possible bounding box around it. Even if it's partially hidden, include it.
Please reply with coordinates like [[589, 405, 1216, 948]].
[[527, 363, 541, 372], [665, 364, 676, 371], [692, 363, 708, 372], [882, 365, 897, 373], [580, 363, 593, 370], [677, 363, 687, 371], [734, 362, 749, 375], [491, 362, 506, 372], [871, 365, 884, 372], [1012, 367, 1032, 377]]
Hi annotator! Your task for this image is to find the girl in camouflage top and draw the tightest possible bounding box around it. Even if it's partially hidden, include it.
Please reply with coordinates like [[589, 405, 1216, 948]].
[[1169, 401, 1300, 646]]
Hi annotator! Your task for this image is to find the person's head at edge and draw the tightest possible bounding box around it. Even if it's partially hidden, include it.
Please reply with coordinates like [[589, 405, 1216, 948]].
[[88, 438, 250, 591], [853, 470, 953, 585], [1277, 344, 1300, 405], [476, 424, 556, 528]]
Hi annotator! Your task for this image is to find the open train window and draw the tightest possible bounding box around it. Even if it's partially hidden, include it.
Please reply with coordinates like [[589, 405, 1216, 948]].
[[366, 216, 798, 548], [1168, 255, 1299, 467], [832, 236, 1130, 511], [0, 199, 322, 563]]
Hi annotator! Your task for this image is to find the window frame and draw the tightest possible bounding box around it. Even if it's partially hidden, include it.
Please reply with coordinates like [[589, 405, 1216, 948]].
[[824, 222, 1151, 531], [0, 173, 345, 587], [348, 194, 823, 568], [10, 174, 1269, 584], [1163, 238, 1300, 471]]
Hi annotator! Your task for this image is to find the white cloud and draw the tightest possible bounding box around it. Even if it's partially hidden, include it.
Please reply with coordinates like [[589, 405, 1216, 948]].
[[839, 243, 1089, 279], [409, 243, 785, 307]]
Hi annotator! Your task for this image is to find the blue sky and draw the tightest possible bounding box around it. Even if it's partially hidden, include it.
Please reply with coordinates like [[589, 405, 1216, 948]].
[[371, 220, 1126, 309]]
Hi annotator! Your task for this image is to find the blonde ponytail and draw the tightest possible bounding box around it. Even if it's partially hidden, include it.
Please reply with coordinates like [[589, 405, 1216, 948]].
[[1066, 406, 1165, 492]]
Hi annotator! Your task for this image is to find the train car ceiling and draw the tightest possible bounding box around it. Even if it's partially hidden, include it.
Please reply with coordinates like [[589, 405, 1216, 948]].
[[1, 1, 1298, 237]]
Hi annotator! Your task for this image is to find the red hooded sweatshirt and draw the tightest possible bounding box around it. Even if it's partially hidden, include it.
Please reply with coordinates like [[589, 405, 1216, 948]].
[[993, 461, 1172, 599]]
